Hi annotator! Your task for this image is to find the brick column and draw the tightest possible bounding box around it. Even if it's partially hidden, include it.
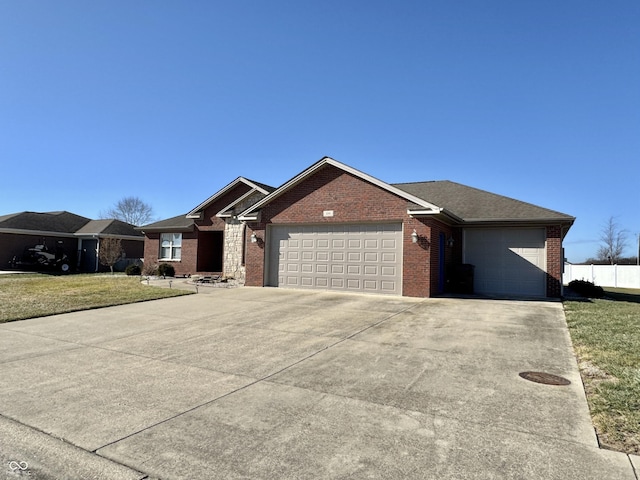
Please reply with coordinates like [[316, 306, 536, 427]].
[[244, 223, 266, 286], [546, 225, 562, 297]]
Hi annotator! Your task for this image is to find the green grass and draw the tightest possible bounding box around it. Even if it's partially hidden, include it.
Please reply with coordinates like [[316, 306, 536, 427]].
[[564, 287, 640, 455], [0, 274, 192, 323]]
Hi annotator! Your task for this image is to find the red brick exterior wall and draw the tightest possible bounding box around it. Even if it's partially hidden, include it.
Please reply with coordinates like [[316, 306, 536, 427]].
[[121, 239, 144, 260], [244, 225, 266, 287], [179, 231, 199, 275], [143, 230, 198, 276], [195, 183, 251, 231], [142, 232, 159, 271], [245, 164, 454, 298], [546, 225, 563, 297], [141, 183, 253, 276]]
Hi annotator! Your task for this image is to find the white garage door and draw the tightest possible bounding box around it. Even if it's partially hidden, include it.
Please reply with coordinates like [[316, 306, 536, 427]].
[[268, 223, 402, 295], [464, 228, 546, 297]]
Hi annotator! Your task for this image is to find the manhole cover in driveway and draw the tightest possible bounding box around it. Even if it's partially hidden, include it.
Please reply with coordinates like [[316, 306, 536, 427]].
[[519, 371, 571, 386]]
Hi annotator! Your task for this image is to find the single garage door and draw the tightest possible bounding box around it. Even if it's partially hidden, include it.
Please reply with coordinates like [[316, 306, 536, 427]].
[[268, 223, 402, 295], [464, 228, 546, 297]]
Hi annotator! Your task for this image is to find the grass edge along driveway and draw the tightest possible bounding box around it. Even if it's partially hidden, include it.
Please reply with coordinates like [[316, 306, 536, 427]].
[[0, 274, 192, 323], [564, 287, 640, 456]]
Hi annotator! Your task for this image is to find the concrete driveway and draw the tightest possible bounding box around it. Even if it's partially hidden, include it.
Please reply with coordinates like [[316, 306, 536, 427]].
[[0, 287, 636, 479]]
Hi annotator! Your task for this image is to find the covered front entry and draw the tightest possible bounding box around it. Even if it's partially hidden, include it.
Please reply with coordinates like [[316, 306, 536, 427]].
[[197, 231, 223, 272], [464, 228, 546, 297], [267, 223, 403, 295]]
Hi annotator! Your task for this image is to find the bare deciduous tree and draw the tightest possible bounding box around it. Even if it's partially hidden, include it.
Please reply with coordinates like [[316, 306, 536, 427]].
[[101, 196, 154, 226], [99, 238, 124, 274], [597, 216, 628, 264]]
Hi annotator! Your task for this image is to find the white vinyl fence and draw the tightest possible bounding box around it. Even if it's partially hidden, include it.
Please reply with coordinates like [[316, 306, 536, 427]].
[[563, 264, 640, 289]]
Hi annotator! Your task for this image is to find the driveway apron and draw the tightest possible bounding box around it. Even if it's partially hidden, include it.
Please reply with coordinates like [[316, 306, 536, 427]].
[[0, 288, 635, 479]]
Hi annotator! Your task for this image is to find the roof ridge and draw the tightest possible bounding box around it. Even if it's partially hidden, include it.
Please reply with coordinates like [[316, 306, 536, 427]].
[[391, 180, 446, 186], [242, 178, 276, 192], [445, 181, 575, 218]]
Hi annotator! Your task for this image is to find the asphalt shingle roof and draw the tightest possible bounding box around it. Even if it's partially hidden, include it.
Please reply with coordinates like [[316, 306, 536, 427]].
[[0, 211, 91, 233], [245, 178, 277, 193], [75, 219, 143, 237], [138, 214, 195, 231], [0, 211, 145, 237], [392, 181, 574, 223]]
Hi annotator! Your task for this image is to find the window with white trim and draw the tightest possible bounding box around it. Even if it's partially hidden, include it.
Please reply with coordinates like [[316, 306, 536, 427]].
[[160, 233, 182, 260]]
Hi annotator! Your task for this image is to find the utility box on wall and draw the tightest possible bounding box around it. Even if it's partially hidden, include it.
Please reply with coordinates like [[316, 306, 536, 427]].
[[446, 264, 475, 294]]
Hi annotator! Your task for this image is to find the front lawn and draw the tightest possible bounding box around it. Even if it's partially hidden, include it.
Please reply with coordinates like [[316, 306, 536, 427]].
[[564, 288, 640, 455], [0, 274, 192, 323]]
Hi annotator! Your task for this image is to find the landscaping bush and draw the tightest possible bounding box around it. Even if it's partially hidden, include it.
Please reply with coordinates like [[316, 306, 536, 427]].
[[157, 263, 175, 277], [142, 262, 158, 276], [568, 279, 605, 298], [125, 264, 141, 276]]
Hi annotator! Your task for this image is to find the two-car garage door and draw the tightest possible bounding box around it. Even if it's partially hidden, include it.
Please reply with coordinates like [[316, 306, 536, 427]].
[[464, 228, 547, 297], [268, 224, 402, 295], [266, 224, 546, 297]]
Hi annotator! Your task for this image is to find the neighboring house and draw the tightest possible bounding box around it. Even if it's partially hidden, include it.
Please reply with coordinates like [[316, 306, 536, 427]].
[[0, 211, 144, 272], [239, 157, 574, 298], [74, 219, 145, 272], [139, 177, 274, 281]]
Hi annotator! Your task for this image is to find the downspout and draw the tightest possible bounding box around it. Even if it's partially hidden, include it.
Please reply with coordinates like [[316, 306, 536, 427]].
[[561, 225, 568, 297], [77, 237, 83, 270], [95, 236, 100, 273]]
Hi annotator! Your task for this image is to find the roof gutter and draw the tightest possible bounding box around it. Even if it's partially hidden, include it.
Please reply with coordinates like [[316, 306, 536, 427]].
[[0, 228, 79, 238], [407, 208, 464, 224], [75, 234, 145, 241], [463, 217, 576, 225], [135, 224, 195, 233]]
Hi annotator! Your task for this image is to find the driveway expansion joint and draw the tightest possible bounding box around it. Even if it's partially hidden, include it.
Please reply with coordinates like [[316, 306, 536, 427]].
[[93, 304, 419, 454], [0, 413, 148, 480], [629, 454, 639, 480]]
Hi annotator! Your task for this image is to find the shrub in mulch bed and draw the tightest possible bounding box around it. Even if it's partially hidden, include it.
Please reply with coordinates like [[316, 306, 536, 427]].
[[568, 279, 605, 298]]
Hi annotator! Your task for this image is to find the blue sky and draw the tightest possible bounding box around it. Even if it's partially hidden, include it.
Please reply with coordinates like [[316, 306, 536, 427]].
[[1, 1, 638, 263]]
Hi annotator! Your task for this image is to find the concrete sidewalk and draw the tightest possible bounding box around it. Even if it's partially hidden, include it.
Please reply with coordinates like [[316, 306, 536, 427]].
[[0, 288, 637, 479]]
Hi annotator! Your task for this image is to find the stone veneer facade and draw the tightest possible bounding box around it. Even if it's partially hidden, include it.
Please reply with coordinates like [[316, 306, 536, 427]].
[[223, 218, 245, 283]]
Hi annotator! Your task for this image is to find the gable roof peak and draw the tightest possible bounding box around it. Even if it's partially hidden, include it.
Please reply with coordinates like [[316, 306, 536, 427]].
[[186, 176, 274, 218], [238, 156, 446, 219]]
